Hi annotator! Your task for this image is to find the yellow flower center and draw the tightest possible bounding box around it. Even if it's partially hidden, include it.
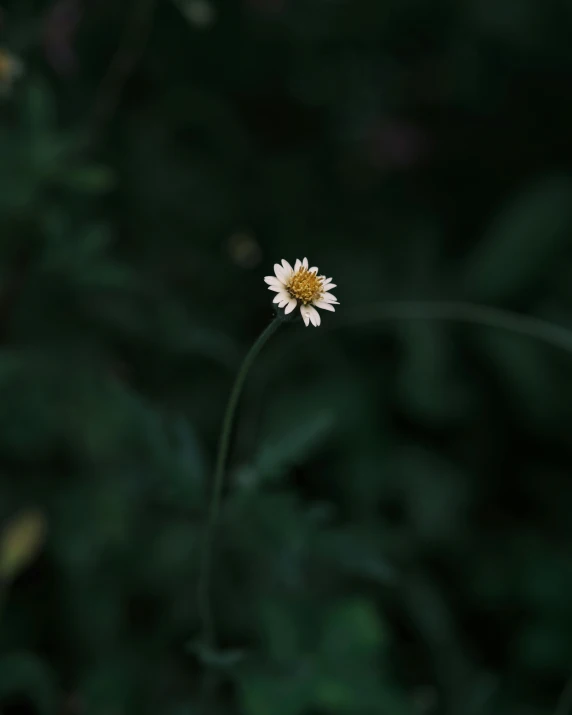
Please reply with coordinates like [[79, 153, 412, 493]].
[[286, 268, 323, 305]]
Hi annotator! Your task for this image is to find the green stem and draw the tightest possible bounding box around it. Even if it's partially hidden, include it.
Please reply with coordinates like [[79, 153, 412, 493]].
[[198, 315, 283, 650], [337, 300, 572, 355], [555, 675, 572, 715]]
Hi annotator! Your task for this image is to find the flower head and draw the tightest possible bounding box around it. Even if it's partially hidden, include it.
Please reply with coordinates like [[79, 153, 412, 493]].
[[0, 49, 24, 95], [264, 257, 339, 327]]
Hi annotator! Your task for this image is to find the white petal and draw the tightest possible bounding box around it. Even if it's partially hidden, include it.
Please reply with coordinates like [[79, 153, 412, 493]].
[[281, 259, 293, 276], [274, 263, 288, 281], [268, 285, 282, 292], [309, 266, 318, 274], [265, 276, 283, 286], [322, 282, 337, 290], [273, 291, 289, 304], [302, 257, 308, 269], [314, 300, 336, 312], [300, 304, 311, 326], [294, 259, 302, 271], [284, 299, 297, 314], [322, 292, 339, 303], [307, 305, 321, 326]]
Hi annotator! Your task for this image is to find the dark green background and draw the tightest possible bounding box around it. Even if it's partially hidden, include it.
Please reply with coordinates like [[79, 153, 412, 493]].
[[1, 0, 572, 713]]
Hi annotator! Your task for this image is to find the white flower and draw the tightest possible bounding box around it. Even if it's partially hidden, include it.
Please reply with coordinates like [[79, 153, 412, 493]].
[[264, 257, 339, 327]]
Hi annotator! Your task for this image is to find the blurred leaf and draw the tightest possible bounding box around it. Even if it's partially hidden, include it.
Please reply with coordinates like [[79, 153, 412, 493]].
[[79, 657, 140, 715], [319, 598, 385, 659], [317, 525, 396, 585], [311, 599, 411, 713], [258, 409, 334, 472], [236, 406, 336, 488], [259, 602, 301, 665], [0, 509, 47, 582], [57, 165, 116, 193], [462, 175, 572, 301], [388, 446, 472, 545], [22, 77, 57, 136], [188, 641, 246, 669], [517, 620, 572, 671], [0, 653, 59, 715], [396, 321, 476, 427], [403, 573, 485, 715], [170, 414, 209, 492], [475, 330, 560, 431], [239, 668, 313, 715], [40, 222, 113, 270]]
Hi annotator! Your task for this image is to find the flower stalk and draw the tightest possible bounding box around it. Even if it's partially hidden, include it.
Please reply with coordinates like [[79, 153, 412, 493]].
[[197, 313, 284, 650]]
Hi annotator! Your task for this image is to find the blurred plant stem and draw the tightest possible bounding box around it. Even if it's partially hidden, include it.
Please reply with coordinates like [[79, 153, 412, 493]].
[[339, 301, 572, 354], [197, 315, 284, 653], [555, 675, 572, 715], [91, 0, 156, 145], [403, 571, 496, 715]]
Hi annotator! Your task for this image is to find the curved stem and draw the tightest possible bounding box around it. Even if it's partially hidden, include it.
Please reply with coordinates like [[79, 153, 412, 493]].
[[555, 675, 572, 715], [337, 300, 572, 354], [197, 315, 283, 650]]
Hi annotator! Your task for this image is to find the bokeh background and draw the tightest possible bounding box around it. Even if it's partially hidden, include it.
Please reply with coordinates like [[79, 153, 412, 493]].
[[1, 0, 572, 713]]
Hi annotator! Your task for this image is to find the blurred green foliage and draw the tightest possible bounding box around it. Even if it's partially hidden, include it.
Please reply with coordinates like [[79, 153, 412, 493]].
[[0, 0, 572, 714]]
